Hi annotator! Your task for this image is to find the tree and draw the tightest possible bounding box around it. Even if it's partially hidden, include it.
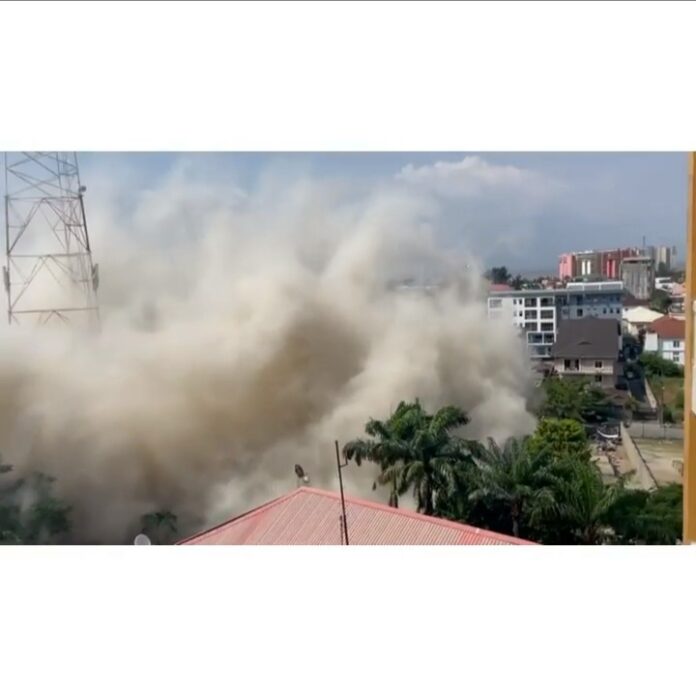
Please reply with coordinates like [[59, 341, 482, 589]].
[[649, 288, 672, 315], [140, 510, 178, 545], [485, 266, 511, 284], [0, 464, 71, 545], [640, 351, 683, 378], [607, 483, 681, 544], [539, 378, 612, 424], [469, 437, 557, 539], [545, 460, 624, 545], [343, 400, 478, 515], [509, 274, 525, 290], [527, 418, 591, 463]]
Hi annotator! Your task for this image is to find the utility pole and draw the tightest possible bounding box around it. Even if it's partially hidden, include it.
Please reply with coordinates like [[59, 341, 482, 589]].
[[683, 152, 696, 543], [4, 152, 99, 328]]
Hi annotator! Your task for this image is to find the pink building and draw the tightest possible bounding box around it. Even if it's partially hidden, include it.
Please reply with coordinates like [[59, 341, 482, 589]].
[[558, 253, 575, 280]]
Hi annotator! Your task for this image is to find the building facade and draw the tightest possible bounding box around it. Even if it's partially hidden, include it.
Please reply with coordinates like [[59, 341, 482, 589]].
[[550, 317, 621, 388], [558, 246, 646, 281], [644, 316, 685, 365], [487, 281, 624, 360], [621, 256, 655, 300]]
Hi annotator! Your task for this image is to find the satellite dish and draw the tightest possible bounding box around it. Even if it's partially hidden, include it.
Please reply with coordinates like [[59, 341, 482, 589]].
[[133, 533, 152, 546]]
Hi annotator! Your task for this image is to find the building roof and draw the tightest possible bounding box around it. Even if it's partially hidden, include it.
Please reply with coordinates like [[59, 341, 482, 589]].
[[489, 283, 511, 292], [179, 487, 533, 546], [622, 305, 663, 324], [647, 315, 685, 340], [551, 317, 619, 360], [488, 281, 623, 298]]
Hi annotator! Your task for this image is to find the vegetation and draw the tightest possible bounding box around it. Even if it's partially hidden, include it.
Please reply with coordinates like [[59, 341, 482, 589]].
[[0, 463, 72, 545], [539, 377, 612, 424], [348, 400, 683, 545], [342, 400, 477, 514], [140, 510, 179, 545], [485, 266, 511, 284], [640, 352, 683, 378], [649, 288, 672, 315], [527, 418, 591, 463]]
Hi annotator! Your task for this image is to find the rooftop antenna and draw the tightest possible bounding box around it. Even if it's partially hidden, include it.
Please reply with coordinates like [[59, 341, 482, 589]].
[[3, 152, 100, 328], [334, 440, 350, 546]]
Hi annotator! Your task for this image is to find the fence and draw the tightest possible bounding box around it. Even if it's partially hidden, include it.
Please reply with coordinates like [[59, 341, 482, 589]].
[[624, 421, 684, 440]]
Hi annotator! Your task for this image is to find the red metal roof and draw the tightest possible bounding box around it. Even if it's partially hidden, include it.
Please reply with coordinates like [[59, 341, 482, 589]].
[[179, 487, 534, 545], [489, 283, 511, 292], [647, 315, 685, 340]]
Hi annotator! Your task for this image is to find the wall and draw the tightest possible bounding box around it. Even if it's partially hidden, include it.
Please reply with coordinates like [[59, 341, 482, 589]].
[[620, 422, 658, 490]]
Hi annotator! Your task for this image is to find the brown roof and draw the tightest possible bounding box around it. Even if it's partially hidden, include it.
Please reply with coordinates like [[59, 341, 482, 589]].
[[489, 283, 510, 292], [647, 316, 685, 340], [179, 487, 534, 545], [551, 317, 619, 360]]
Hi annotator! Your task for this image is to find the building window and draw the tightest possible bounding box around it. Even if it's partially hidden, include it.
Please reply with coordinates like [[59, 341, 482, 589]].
[[528, 333, 542, 344], [595, 361, 602, 368], [564, 359, 579, 371], [543, 333, 554, 343], [524, 322, 536, 331], [577, 308, 583, 317], [540, 309, 554, 320], [540, 322, 554, 332], [602, 308, 607, 314], [489, 298, 502, 308], [595, 374, 602, 383], [524, 298, 537, 307], [540, 297, 554, 307], [673, 353, 680, 362], [673, 340, 681, 348]]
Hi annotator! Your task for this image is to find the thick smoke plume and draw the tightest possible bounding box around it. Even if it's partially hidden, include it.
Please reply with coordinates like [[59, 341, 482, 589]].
[[0, 160, 535, 543]]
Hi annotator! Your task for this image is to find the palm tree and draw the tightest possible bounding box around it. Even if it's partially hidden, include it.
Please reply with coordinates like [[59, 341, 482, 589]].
[[343, 400, 477, 515], [469, 437, 557, 539], [549, 460, 625, 545], [141, 510, 178, 545]]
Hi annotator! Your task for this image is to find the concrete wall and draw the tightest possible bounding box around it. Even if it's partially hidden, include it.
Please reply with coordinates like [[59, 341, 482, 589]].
[[620, 422, 658, 490]]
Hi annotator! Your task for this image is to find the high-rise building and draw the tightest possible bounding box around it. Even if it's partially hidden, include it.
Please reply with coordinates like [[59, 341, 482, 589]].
[[558, 246, 646, 281], [621, 256, 655, 300]]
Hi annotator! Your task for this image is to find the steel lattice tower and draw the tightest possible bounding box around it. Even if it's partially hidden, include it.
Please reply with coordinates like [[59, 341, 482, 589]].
[[3, 152, 99, 327]]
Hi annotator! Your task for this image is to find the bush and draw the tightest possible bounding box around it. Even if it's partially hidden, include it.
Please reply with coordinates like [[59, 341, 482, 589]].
[[639, 352, 684, 378]]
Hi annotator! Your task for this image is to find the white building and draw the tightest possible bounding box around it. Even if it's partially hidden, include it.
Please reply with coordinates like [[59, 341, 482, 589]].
[[622, 305, 664, 337], [486, 281, 624, 360], [643, 316, 685, 365]]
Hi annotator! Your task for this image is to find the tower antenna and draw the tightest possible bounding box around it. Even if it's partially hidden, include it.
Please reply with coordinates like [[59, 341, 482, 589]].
[[3, 152, 100, 328]]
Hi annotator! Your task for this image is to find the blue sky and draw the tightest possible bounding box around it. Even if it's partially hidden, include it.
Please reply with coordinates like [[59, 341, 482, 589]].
[[76, 152, 689, 273]]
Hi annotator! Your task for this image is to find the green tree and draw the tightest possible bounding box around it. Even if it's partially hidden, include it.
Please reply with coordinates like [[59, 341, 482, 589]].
[[650, 288, 672, 315], [640, 352, 683, 378], [468, 437, 557, 539], [509, 274, 525, 290], [540, 378, 612, 424], [527, 418, 591, 463], [0, 465, 71, 545], [343, 400, 478, 515], [485, 266, 511, 284], [546, 460, 624, 545], [140, 510, 178, 545], [607, 484, 681, 544]]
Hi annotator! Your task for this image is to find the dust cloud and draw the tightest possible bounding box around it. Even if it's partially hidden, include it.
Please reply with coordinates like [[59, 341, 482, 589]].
[[0, 163, 535, 543]]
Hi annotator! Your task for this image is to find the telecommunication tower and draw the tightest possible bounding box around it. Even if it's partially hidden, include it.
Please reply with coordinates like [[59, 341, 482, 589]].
[[3, 152, 99, 327]]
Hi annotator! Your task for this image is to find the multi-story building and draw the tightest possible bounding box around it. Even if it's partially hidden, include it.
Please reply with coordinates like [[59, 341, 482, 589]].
[[487, 281, 624, 360], [621, 255, 655, 300], [558, 246, 648, 281]]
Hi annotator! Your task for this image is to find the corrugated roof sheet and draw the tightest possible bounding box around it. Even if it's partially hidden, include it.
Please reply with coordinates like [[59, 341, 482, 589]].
[[179, 487, 533, 545], [647, 315, 685, 340]]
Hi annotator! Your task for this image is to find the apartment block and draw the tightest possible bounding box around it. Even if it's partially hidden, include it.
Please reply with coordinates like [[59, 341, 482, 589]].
[[487, 281, 624, 360]]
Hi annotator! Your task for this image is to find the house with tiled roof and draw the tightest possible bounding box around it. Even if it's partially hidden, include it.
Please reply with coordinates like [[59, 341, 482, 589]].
[[179, 487, 533, 546], [644, 316, 685, 365]]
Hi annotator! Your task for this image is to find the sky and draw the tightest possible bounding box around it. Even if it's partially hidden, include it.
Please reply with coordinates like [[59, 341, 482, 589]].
[[58, 152, 691, 273]]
